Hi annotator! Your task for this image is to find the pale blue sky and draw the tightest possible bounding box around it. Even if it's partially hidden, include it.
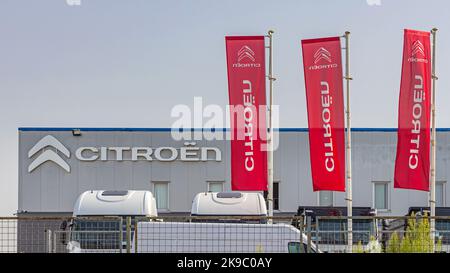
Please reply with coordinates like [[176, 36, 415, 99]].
[[0, 0, 449, 215]]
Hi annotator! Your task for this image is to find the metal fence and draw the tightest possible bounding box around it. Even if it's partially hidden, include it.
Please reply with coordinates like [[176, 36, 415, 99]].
[[312, 216, 450, 253], [134, 216, 309, 253], [0, 217, 72, 253], [1, 215, 450, 253], [0, 216, 122, 253]]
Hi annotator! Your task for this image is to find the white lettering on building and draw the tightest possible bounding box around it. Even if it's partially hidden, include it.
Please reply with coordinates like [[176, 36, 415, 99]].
[[75, 143, 221, 162]]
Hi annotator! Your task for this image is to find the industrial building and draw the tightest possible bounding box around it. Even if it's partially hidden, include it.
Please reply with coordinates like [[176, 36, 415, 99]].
[[18, 127, 450, 217]]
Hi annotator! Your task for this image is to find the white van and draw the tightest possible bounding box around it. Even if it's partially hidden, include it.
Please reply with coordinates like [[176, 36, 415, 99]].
[[65, 190, 157, 252], [134, 221, 319, 253], [127, 191, 319, 253]]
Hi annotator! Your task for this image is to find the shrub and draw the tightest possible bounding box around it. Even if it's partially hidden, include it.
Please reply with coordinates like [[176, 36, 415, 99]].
[[386, 232, 400, 253], [353, 236, 381, 253], [387, 212, 434, 253]]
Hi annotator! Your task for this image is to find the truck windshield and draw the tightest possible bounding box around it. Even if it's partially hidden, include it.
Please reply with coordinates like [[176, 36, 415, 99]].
[[317, 219, 376, 245], [70, 218, 123, 250]]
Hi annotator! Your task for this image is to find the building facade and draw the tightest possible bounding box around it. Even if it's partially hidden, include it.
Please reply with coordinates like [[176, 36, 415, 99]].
[[18, 128, 450, 217]]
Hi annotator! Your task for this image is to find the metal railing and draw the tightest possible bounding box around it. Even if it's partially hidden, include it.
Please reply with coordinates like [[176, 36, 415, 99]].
[[1, 215, 450, 253]]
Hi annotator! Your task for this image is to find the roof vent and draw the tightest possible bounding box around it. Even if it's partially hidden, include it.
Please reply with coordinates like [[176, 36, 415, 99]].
[[101, 190, 129, 196], [216, 192, 242, 198]]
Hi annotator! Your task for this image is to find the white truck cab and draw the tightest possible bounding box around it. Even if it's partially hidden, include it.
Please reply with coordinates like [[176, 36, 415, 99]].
[[65, 190, 320, 253], [65, 190, 157, 252], [73, 190, 157, 217], [191, 192, 267, 218]]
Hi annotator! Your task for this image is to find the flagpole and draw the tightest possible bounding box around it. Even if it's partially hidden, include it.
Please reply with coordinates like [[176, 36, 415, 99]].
[[430, 27, 438, 252], [344, 31, 353, 253], [267, 30, 275, 222]]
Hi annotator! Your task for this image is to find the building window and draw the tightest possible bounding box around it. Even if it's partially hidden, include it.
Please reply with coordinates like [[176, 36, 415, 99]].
[[207, 181, 224, 192], [373, 182, 389, 210], [264, 182, 279, 210], [436, 181, 446, 207], [319, 191, 333, 207], [153, 182, 169, 210]]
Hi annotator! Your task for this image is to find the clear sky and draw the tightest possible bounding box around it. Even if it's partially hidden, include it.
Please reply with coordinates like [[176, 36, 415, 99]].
[[0, 0, 449, 215]]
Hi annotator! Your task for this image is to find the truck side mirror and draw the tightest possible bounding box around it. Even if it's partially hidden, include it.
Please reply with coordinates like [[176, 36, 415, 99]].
[[60, 220, 68, 230], [59, 220, 69, 245]]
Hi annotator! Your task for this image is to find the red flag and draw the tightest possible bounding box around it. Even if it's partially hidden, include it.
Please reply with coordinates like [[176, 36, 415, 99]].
[[225, 36, 268, 191], [394, 29, 431, 191], [301, 37, 345, 192]]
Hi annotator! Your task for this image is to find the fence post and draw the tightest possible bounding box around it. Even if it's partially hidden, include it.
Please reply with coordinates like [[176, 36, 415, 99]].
[[126, 216, 131, 253], [316, 217, 320, 253], [53, 231, 57, 253], [45, 229, 52, 253], [134, 217, 139, 253], [298, 216, 304, 249], [118, 217, 123, 253], [306, 216, 312, 253]]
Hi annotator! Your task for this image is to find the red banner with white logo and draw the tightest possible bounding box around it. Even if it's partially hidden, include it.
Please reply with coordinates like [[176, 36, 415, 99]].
[[394, 29, 431, 191], [301, 37, 345, 192], [225, 36, 268, 191]]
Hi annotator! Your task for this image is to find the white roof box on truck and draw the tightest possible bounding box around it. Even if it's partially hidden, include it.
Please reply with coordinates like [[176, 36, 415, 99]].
[[73, 190, 157, 217], [191, 192, 267, 216]]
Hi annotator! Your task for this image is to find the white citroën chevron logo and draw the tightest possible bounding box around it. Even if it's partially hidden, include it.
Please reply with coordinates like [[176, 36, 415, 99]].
[[237, 45, 256, 62], [411, 40, 425, 57], [314, 47, 332, 64], [28, 135, 71, 173]]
